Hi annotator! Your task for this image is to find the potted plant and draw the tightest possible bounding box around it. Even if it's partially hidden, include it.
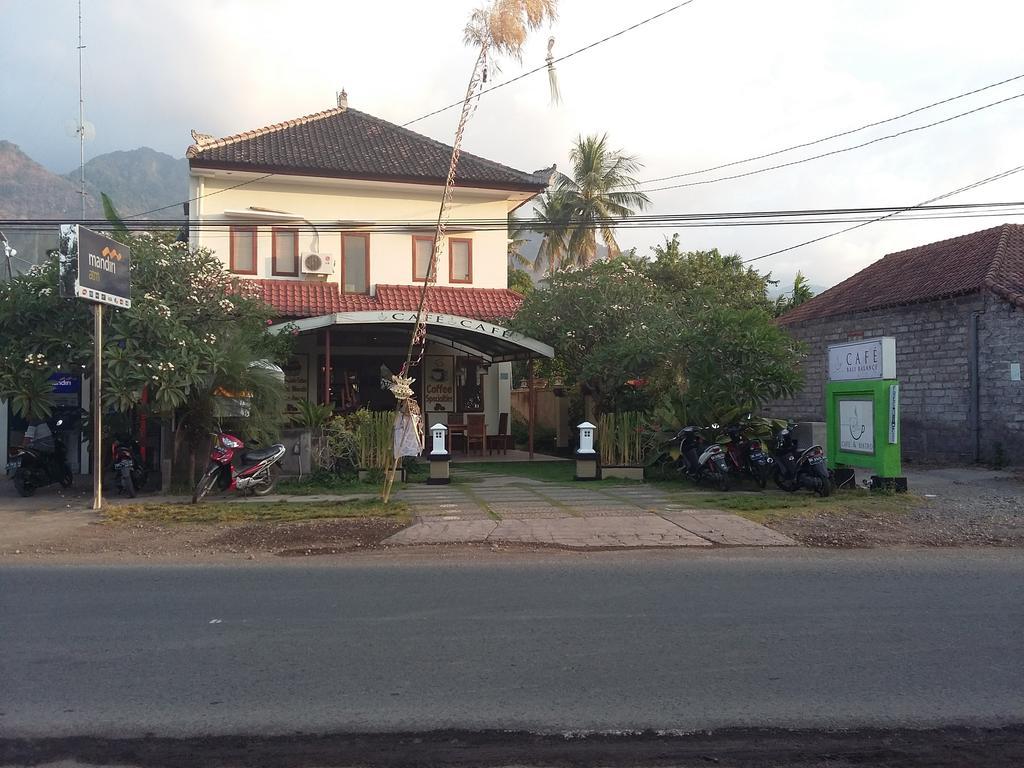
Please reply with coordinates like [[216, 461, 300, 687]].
[[598, 411, 648, 481]]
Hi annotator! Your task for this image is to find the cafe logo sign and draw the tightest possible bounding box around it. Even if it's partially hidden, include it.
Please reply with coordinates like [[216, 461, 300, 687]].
[[839, 399, 874, 454], [828, 337, 896, 381]]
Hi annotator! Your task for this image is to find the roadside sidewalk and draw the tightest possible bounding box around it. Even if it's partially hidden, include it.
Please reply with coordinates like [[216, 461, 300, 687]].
[[388, 471, 797, 548]]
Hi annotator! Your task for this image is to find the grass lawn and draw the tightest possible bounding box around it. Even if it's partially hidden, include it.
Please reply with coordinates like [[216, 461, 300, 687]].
[[103, 498, 409, 525], [679, 489, 921, 524], [277, 474, 363, 495], [276, 464, 429, 496], [453, 461, 575, 483]]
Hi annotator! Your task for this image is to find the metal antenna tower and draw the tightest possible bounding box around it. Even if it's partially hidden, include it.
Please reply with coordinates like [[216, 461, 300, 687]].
[[77, 0, 85, 219]]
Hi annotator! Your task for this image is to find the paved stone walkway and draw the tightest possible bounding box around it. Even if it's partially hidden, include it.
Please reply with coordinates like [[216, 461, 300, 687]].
[[389, 473, 797, 549]]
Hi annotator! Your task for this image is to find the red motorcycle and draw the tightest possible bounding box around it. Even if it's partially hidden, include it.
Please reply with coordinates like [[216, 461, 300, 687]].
[[192, 432, 286, 504], [722, 425, 773, 490]]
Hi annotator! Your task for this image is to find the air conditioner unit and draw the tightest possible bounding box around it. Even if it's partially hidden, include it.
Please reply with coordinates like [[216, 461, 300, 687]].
[[301, 251, 335, 275]]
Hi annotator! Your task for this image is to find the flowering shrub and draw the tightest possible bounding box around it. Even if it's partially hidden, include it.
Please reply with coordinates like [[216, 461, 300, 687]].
[[0, 231, 290, 438]]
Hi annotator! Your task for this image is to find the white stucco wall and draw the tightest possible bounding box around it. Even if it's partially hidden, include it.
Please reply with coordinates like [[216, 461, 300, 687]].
[[190, 171, 524, 290]]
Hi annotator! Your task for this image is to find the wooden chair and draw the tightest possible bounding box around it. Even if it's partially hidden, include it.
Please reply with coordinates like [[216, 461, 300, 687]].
[[465, 413, 486, 456], [448, 413, 466, 453], [488, 412, 512, 455]]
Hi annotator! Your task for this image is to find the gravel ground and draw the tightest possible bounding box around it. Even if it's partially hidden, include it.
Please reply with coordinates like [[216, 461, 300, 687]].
[[2, 517, 409, 561], [772, 467, 1024, 547]]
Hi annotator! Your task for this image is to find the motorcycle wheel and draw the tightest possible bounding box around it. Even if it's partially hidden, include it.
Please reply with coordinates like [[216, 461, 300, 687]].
[[754, 465, 769, 490], [816, 477, 833, 497], [12, 471, 34, 497], [716, 470, 731, 492], [250, 465, 281, 497], [773, 471, 798, 493], [121, 466, 136, 498], [59, 468, 73, 488], [192, 467, 219, 504]]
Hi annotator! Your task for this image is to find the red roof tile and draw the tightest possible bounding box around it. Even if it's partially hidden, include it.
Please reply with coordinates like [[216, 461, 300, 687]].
[[244, 279, 523, 322], [374, 284, 523, 321], [779, 224, 1024, 325]]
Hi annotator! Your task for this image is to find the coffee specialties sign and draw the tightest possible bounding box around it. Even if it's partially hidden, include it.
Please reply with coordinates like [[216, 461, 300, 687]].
[[58, 224, 132, 308], [828, 337, 896, 381], [424, 355, 455, 412]]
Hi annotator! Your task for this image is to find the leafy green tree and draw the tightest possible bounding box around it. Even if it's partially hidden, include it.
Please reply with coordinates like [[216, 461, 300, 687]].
[[0, 231, 290, 483], [553, 133, 650, 265], [676, 305, 804, 425], [511, 249, 805, 422], [507, 266, 535, 295], [511, 256, 678, 412], [646, 234, 777, 315]]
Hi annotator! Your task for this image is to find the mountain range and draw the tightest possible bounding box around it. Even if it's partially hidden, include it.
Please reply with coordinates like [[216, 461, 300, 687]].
[[0, 141, 188, 221]]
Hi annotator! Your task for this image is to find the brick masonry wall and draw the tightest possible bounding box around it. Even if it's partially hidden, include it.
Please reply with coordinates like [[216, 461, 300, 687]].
[[762, 293, 1024, 464], [977, 296, 1024, 463]]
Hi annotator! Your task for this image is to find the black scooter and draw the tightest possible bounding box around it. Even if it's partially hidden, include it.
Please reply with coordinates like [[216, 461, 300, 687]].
[[676, 426, 732, 491], [771, 423, 832, 497], [6, 417, 74, 497], [111, 435, 148, 498]]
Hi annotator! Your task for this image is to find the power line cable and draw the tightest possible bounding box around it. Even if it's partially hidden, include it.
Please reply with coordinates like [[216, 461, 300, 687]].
[[639, 90, 1024, 193], [123, 173, 276, 220], [743, 162, 1024, 263], [9, 200, 1024, 227], [116, 3, 695, 222], [401, 1, 696, 127], [9, 200, 1024, 233], [640, 71, 1024, 184]]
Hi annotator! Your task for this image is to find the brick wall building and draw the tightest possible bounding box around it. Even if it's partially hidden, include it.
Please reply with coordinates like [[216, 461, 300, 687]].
[[766, 224, 1024, 464]]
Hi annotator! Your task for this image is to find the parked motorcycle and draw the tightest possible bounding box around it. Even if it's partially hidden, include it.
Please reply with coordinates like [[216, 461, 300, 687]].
[[675, 425, 732, 491], [6, 416, 74, 497], [771, 422, 832, 497], [723, 425, 773, 489], [111, 435, 148, 498], [192, 431, 286, 503]]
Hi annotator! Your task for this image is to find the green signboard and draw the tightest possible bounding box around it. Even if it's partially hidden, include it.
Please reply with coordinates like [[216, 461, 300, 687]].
[[825, 337, 902, 479], [825, 378, 902, 477]]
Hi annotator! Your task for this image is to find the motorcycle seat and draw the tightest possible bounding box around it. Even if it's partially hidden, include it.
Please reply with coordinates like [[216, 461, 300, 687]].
[[241, 446, 281, 463]]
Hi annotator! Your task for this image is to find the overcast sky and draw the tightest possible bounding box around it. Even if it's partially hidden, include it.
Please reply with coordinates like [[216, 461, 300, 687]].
[[3, 0, 1024, 288]]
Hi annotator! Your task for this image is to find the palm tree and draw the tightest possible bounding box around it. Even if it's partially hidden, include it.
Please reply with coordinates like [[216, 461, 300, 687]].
[[531, 191, 573, 273], [507, 212, 531, 269], [464, 0, 558, 57], [554, 133, 650, 266], [385, 0, 558, 502], [773, 271, 816, 317]]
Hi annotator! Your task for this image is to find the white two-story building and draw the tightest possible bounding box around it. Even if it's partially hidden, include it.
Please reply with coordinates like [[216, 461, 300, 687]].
[[187, 93, 553, 436]]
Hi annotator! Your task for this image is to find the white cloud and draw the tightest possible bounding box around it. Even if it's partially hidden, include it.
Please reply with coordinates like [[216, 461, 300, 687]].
[[4, 0, 1024, 289]]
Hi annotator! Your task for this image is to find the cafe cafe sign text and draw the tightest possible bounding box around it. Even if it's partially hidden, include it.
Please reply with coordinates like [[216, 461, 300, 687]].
[[828, 337, 897, 381]]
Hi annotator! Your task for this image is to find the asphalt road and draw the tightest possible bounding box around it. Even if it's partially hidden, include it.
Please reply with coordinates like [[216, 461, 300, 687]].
[[2, 550, 1023, 740]]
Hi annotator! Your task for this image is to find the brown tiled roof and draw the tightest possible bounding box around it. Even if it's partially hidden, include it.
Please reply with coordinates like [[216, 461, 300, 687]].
[[778, 224, 1024, 325], [187, 107, 548, 192], [244, 279, 523, 322]]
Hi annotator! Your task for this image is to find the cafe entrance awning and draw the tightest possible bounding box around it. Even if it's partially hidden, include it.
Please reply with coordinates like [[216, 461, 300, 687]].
[[271, 310, 553, 363]]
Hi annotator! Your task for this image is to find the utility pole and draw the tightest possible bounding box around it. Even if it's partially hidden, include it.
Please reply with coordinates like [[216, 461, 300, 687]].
[[76, 0, 102, 509]]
